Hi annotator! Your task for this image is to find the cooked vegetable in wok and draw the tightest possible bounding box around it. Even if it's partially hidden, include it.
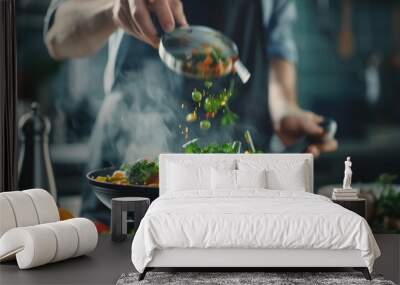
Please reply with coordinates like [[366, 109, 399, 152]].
[[95, 170, 128, 185], [95, 159, 159, 187]]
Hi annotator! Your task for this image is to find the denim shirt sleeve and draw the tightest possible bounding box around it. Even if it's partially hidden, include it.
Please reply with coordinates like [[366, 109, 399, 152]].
[[262, 0, 298, 63], [43, 0, 64, 39]]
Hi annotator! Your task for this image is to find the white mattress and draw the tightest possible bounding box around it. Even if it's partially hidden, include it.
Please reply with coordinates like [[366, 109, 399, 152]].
[[131, 190, 380, 273]]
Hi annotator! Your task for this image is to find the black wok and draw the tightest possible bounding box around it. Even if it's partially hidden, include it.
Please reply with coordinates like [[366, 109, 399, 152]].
[[86, 168, 159, 209]]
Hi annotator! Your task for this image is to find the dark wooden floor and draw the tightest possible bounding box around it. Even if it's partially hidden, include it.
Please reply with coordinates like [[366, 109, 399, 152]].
[[0, 234, 134, 285], [1, 234, 385, 284]]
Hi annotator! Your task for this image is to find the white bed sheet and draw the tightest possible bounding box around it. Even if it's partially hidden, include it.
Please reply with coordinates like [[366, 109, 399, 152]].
[[131, 190, 380, 273]]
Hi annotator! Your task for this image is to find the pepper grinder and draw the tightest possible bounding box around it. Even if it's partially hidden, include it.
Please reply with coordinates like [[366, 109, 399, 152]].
[[18, 102, 57, 201]]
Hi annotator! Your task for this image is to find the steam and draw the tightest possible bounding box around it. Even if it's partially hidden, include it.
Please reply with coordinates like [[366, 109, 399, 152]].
[[117, 60, 183, 162], [87, 59, 258, 168]]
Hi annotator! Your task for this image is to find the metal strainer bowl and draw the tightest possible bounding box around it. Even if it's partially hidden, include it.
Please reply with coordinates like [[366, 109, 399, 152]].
[[159, 26, 250, 83]]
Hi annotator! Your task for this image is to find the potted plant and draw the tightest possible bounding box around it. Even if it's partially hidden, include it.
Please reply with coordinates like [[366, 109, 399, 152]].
[[376, 174, 400, 231]]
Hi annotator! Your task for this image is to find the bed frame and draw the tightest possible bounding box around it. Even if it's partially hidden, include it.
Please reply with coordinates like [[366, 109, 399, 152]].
[[139, 154, 371, 280]]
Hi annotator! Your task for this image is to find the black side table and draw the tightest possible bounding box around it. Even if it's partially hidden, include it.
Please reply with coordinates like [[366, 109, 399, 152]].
[[332, 198, 366, 219], [111, 197, 150, 242]]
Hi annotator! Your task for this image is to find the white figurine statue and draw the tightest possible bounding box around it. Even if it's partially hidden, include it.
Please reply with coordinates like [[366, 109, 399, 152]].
[[342, 157, 352, 189]]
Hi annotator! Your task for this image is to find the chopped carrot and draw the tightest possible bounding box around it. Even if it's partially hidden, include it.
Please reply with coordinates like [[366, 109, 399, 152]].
[[215, 62, 224, 76], [203, 55, 213, 66]]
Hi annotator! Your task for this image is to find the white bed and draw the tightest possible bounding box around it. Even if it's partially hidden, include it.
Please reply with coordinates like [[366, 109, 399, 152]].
[[131, 154, 380, 280]]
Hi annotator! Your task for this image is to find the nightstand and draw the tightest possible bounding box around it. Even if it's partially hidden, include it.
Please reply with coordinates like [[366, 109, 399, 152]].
[[111, 197, 150, 242], [332, 198, 366, 218]]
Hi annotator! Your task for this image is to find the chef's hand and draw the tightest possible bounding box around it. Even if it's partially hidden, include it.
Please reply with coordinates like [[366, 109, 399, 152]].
[[276, 110, 338, 157], [112, 0, 188, 47]]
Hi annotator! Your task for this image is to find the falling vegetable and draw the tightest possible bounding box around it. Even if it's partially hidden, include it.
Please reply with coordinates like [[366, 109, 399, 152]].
[[203, 98, 212, 112], [200, 120, 211, 130], [185, 111, 197, 123], [204, 81, 213, 89], [191, 89, 202, 102], [184, 77, 236, 134], [204, 97, 219, 113], [205, 112, 216, 119]]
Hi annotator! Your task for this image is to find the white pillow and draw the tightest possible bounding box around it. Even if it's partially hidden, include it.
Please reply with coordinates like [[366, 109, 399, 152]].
[[267, 168, 306, 191], [167, 162, 211, 191], [236, 169, 267, 189], [211, 168, 237, 190], [211, 169, 268, 191], [238, 159, 307, 191]]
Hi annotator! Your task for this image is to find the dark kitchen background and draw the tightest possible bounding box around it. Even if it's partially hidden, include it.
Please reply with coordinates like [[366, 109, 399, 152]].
[[16, 0, 400, 233]]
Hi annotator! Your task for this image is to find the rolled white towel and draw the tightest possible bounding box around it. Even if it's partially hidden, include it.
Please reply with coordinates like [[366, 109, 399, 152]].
[[63, 218, 98, 257], [42, 221, 79, 263], [0, 226, 57, 268], [0, 218, 98, 269], [0, 189, 59, 238], [0, 196, 17, 237], [0, 191, 39, 227], [23, 189, 59, 224]]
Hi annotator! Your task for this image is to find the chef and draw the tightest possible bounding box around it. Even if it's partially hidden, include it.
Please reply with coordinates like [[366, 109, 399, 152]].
[[44, 0, 337, 223]]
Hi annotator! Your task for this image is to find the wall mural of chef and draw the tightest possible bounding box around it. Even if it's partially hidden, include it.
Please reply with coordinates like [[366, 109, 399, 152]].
[[12, 0, 400, 234], [41, 0, 336, 222]]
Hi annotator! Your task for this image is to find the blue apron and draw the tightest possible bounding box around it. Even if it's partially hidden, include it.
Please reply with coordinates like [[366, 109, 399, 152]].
[[82, 0, 271, 223]]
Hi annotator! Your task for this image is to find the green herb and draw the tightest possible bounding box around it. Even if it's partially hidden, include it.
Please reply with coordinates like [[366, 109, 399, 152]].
[[182, 139, 240, 154], [204, 81, 213, 89], [182, 138, 201, 153], [221, 107, 239, 126], [121, 160, 159, 185]]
